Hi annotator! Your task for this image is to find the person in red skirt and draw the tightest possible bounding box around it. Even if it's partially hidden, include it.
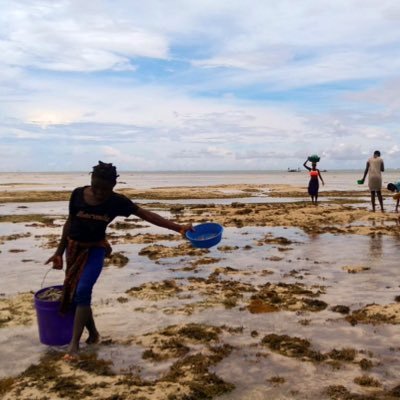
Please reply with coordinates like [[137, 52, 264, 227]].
[[303, 158, 325, 205]]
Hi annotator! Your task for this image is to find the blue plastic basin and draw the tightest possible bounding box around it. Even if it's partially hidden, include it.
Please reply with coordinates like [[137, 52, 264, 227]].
[[186, 223, 223, 249]]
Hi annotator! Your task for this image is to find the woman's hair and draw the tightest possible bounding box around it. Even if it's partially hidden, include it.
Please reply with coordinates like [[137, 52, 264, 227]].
[[91, 161, 119, 183], [387, 183, 396, 192]]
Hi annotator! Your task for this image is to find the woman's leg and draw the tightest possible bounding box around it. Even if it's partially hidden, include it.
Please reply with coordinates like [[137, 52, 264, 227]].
[[85, 308, 100, 344], [309, 180, 319, 205], [315, 181, 320, 205], [67, 247, 105, 355], [68, 306, 92, 354], [371, 191, 376, 212], [377, 191, 384, 212]]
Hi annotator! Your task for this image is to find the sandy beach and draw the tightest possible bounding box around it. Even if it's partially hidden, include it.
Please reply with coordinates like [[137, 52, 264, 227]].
[[1, 173, 400, 399]]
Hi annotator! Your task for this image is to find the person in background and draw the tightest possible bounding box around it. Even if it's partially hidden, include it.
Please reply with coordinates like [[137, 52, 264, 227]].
[[303, 158, 325, 205], [387, 182, 400, 212], [359, 150, 384, 212], [45, 161, 192, 360]]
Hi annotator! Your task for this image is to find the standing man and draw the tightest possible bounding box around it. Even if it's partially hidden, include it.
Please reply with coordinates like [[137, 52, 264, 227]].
[[360, 150, 384, 212]]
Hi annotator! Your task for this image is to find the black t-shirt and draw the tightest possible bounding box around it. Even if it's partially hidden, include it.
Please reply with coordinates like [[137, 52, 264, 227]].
[[68, 186, 139, 242]]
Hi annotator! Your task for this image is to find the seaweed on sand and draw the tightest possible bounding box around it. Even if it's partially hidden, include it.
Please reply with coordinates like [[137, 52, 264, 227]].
[[162, 345, 235, 399], [0, 377, 15, 396], [354, 375, 382, 387], [161, 323, 222, 343], [0, 214, 59, 225], [261, 333, 326, 361], [327, 348, 356, 362], [331, 305, 350, 314], [262, 334, 371, 375], [324, 385, 376, 400], [142, 338, 190, 361], [6, 351, 119, 399], [134, 324, 236, 399], [248, 282, 327, 313], [139, 243, 208, 260], [346, 303, 400, 325], [74, 353, 115, 376], [17, 351, 84, 397], [126, 279, 182, 300], [0, 291, 35, 328], [104, 252, 129, 268]]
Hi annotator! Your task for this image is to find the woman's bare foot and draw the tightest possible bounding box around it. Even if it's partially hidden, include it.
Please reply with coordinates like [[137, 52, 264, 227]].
[[86, 332, 100, 345], [66, 342, 79, 355], [63, 345, 79, 362], [62, 353, 78, 362]]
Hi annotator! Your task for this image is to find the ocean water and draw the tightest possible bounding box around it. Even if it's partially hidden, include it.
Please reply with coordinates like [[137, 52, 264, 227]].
[[1, 169, 399, 191]]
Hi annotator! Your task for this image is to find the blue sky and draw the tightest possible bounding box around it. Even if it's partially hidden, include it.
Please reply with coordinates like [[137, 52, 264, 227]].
[[1, 0, 400, 171]]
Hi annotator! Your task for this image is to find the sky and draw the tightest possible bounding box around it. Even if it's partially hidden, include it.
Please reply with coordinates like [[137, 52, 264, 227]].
[[1, 0, 400, 172]]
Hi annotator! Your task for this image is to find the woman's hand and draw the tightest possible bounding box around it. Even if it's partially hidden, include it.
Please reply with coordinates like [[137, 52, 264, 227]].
[[179, 224, 194, 237], [45, 254, 63, 270]]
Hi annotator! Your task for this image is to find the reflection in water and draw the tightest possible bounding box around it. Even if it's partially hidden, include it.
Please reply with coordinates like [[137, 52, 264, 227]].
[[368, 233, 383, 262], [303, 231, 323, 261], [4, 221, 400, 398]]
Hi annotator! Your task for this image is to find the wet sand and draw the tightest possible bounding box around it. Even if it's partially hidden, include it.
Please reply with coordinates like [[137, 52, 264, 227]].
[[1, 183, 400, 399]]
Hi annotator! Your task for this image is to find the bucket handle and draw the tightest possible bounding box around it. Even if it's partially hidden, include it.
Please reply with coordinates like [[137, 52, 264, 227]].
[[41, 267, 63, 289]]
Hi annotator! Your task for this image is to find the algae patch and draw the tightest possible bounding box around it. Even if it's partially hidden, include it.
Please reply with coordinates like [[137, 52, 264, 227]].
[[0, 292, 35, 328]]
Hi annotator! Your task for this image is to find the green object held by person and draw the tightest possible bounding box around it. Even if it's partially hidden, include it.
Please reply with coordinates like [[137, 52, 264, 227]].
[[308, 154, 320, 163]]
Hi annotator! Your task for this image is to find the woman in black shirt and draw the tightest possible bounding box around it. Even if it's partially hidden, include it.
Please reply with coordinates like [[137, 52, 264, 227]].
[[46, 161, 192, 360]]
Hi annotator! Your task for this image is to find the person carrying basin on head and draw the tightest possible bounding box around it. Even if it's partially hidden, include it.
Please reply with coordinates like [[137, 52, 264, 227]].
[[359, 150, 384, 212], [45, 161, 193, 360], [303, 155, 324, 205]]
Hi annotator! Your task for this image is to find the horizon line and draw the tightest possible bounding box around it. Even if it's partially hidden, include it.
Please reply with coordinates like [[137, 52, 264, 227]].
[[1, 168, 399, 174]]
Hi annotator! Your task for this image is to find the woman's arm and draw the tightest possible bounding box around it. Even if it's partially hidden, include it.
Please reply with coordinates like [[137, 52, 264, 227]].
[[381, 160, 385, 172], [45, 216, 71, 269], [135, 207, 191, 234], [361, 161, 370, 182], [55, 216, 71, 255], [303, 159, 311, 171], [318, 171, 324, 185]]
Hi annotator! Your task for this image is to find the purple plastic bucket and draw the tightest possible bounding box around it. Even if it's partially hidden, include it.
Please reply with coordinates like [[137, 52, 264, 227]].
[[34, 285, 75, 346]]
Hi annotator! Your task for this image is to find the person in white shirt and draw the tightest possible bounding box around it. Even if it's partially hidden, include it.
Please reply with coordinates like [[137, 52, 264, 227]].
[[359, 150, 384, 212]]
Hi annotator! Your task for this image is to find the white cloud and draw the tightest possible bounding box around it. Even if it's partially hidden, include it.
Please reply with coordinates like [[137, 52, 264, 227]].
[[101, 146, 121, 157], [387, 145, 400, 156], [204, 146, 234, 158], [324, 143, 365, 161], [0, 1, 169, 72], [0, 0, 400, 170]]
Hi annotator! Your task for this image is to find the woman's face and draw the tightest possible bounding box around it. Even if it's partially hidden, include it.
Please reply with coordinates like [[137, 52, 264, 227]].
[[90, 176, 115, 203], [312, 163, 317, 169]]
